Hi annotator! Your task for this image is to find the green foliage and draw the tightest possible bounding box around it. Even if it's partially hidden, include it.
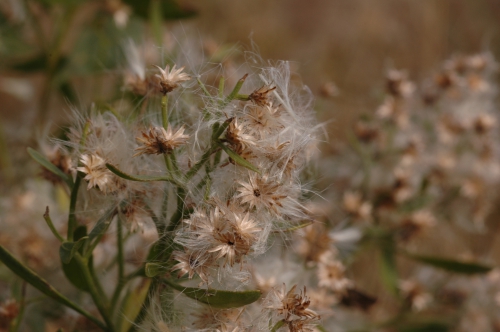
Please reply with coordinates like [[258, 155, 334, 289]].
[[0, 244, 106, 330], [27, 148, 74, 188], [218, 143, 261, 174], [61, 226, 92, 292], [122, 0, 197, 21], [403, 252, 493, 275], [59, 237, 88, 264], [164, 279, 262, 309]]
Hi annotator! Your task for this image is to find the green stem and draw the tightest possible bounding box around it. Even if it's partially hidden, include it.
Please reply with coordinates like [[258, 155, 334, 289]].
[[185, 145, 218, 181], [67, 175, 82, 241], [196, 77, 211, 97], [9, 282, 26, 332], [117, 216, 125, 286], [69, 121, 91, 240], [142, 200, 165, 237], [161, 188, 187, 262], [74, 254, 114, 331], [160, 186, 169, 222], [270, 320, 286, 332], [161, 94, 169, 130]]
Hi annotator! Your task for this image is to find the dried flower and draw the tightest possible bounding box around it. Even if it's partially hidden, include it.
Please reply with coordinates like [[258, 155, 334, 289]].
[[265, 284, 320, 322], [225, 117, 257, 149], [154, 64, 190, 94], [248, 85, 276, 106], [134, 126, 189, 156], [77, 154, 114, 192], [236, 173, 287, 214], [171, 250, 212, 282]]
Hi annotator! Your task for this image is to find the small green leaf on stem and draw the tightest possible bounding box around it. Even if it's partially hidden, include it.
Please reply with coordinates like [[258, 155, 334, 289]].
[[225, 73, 248, 103], [218, 143, 261, 174], [144, 262, 168, 278], [27, 148, 73, 188], [59, 236, 88, 264], [164, 279, 261, 309], [87, 206, 117, 248]]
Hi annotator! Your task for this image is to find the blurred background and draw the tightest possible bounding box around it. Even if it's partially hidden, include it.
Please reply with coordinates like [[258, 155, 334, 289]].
[[195, 0, 500, 136], [4, 0, 500, 121]]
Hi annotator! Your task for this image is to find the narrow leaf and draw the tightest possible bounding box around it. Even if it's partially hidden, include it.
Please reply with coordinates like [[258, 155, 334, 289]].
[[399, 322, 450, 332], [106, 163, 182, 186], [164, 279, 261, 309], [28, 147, 73, 188], [122, 0, 196, 20], [218, 143, 260, 174], [272, 222, 313, 233], [88, 207, 116, 245], [0, 245, 106, 330], [117, 279, 151, 332], [403, 252, 493, 275], [59, 237, 88, 264], [378, 236, 399, 296]]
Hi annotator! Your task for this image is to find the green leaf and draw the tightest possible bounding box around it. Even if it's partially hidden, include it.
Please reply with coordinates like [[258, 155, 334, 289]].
[[106, 163, 182, 186], [122, 0, 196, 20], [144, 262, 167, 278], [117, 279, 151, 332], [218, 143, 261, 174], [27, 148, 73, 188], [61, 226, 92, 292], [378, 235, 399, 296], [398, 322, 450, 332], [88, 207, 116, 245], [403, 252, 493, 275], [0, 245, 106, 330], [59, 237, 88, 264], [8, 54, 46, 72], [270, 320, 286, 332], [164, 279, 261, 309], [7, 54, 68, 73]]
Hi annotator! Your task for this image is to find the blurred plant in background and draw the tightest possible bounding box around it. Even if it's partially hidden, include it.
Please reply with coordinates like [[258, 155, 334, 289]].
[[1, 0, 500, 332]]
